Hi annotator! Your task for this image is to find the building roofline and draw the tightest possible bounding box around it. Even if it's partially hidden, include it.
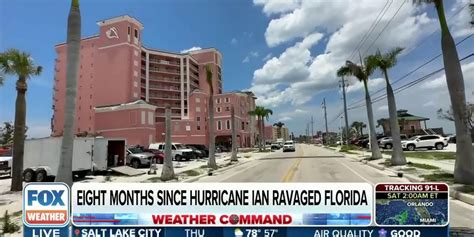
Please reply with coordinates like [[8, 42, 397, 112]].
[[54, 35, 100, 48], [97, 15, 144, 30], [142, 46, 221, 58]]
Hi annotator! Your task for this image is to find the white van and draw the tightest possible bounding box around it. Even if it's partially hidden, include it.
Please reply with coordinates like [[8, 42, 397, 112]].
[[149, 143, 195, 161]]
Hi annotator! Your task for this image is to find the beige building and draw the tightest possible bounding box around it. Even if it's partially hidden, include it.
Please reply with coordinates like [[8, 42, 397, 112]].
[[272, 126, 289, 141]]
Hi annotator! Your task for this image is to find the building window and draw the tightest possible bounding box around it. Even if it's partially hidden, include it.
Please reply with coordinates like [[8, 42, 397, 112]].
[[134, 29, 138, 38], [197, 125, 201, 131], [128, 26, 131, 35], [197, 117, 201, 122], [134, 50, 139, 56], [226, 120, 231, 130], [217, 121, 222, 130], [242, 122, 245, 130], [148, 112, 154, 125], [196, 107, 201, 112], [196, 97, 201, 103], [225, 97, 230, 103], [225, 107, 230, 112], [216, 107, 221, 113], [186, 125, 191, 131], [216, 98, 221, 104], [141, 111, 146, 125]]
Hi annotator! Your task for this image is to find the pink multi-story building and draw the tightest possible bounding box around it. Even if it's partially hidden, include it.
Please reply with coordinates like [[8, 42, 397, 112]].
[[52, 15, 257, 147]]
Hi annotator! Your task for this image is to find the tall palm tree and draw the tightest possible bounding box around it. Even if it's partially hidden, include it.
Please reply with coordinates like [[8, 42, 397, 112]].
[[366, 47, 406, 165], [0, 49, 42, 191], [230, 106, 238, 162], [248, 106, 273, 151], [351, 121, 366, 137], [205, 64, 217, 170], [337, 66, 352, 144], [415, 0, 473, 184], [56, 0, 81, 186], [161, 105, 175, 181], [344, 60, 382, 159]]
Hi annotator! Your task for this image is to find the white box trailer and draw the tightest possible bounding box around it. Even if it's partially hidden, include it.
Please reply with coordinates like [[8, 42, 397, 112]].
[[23, 137, 126, 182]]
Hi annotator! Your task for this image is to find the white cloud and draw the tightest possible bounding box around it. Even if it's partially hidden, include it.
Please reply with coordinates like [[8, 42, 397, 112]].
[[180, 46, 202, 53], [263, 53, 273, 61], [253, 0, 301, 16], [250, 51, 259, 57], [242, 56, 250, 63], [377, 105, 388, 111], [231, 38, 238, 44], [449, 0, 474, 38], [251, 0, 437, 109], [279, 116, 292, 121], [346, 78, 386, 94], [26, 121, 51, 138]]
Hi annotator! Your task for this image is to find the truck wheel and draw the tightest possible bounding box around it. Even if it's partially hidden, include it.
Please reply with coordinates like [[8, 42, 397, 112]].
[[175, 155, 182, 161], [131, 159, 141, 169], [23, 169, 36, 182], [35, 170, 47, 182], [435, 143, 444, 150], [407, 144, 415, 151]]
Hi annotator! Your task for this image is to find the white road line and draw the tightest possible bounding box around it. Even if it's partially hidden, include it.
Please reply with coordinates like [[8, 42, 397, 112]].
[[338, 159, 375, 185]]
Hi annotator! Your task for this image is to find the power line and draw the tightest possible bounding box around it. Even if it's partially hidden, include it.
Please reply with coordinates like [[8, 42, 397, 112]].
[[348, 33, 473, 108], [361, 1, 406, 57], [347, 52, 474, 111], [349, 0, 393, 60]]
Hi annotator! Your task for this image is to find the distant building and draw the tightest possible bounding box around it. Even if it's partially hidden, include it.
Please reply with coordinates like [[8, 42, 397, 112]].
[[51, 15, 257, 147], [271, 126, 289, 141], [379, 109, 444, 136]]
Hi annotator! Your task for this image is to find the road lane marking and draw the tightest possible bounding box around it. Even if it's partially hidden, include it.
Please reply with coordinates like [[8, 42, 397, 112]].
[[281, 144, 304, 182], [338, 159, 374, 185]]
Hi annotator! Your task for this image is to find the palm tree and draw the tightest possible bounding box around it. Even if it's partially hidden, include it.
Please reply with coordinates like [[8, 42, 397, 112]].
[[344, 60, 382, 159], [351, 121, 366, 137], [366, 47, 406, 165], [248, 106, 273, 151], [230, 106, 238, 162], [205, 64, 217, 170], [161, 105, 175, 181], [0, 49, 42, 191], [415, 0, 473, 184], [337, 66, 352, 144], [56, 0, 81, 186]]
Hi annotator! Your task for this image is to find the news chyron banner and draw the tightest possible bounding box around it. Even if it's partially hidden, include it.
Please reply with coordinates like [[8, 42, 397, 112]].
[[22, 182, 450, 237], [71, 183, 373, 226]]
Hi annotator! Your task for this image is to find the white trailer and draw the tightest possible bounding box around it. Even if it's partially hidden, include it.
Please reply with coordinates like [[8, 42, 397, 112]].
[[23, 137, 126, 182]]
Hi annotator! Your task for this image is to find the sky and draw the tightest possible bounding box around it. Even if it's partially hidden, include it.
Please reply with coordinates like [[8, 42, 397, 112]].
[[0, 0, 473, 138]]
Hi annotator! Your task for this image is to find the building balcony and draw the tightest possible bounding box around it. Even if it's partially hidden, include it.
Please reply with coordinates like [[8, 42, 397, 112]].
[[149, 67, 180, 75], [146, 77, 181, 84], [156, 113, 181, 117], [149, 95, 181, 100], [146, 85, 180, 91], [149, 59, 180, 67]]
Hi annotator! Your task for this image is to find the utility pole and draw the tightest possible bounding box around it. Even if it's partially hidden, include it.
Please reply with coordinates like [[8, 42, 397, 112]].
[[340, 76, 349, 145], [311, 116, 314, 139], [323, 98, 328, 134]]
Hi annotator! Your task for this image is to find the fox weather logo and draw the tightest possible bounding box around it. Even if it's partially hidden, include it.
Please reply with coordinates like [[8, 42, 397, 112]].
[[23, 183, 70, 227]]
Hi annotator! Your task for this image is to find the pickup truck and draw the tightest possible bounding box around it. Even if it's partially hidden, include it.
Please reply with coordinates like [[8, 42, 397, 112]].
[[0, 149, 12, 177]]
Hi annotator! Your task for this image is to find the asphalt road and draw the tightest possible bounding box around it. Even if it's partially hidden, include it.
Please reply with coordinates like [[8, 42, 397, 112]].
[[197, 144, 474, 228]]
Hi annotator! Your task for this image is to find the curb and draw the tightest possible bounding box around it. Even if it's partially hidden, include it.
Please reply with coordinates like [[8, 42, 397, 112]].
[[345, 153, 474, 205]]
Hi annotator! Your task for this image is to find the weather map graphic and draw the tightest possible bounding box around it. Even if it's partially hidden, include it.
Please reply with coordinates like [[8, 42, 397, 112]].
[[375, 199, 448, 225]]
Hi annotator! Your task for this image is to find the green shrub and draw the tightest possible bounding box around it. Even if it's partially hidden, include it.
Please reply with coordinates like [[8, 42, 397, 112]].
[[2, 211, 20, 234]]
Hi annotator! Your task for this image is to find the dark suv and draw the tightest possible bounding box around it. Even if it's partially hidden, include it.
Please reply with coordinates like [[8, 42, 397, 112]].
[[186, 144, 209, 158]]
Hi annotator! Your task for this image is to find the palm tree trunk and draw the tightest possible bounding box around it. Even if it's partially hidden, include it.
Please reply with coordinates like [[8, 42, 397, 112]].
[[56, 0, 81, 186], [258, 117, 263, 152], [261, 118, 266, 151], [383, 70, 406, 165], [435, 0, 473, 184], [11, 77, 27, 191], [161, 106, 175, 181], [364, 80, 382, 159], [208, 94, 217, 169], [230, 106, 238, 162]]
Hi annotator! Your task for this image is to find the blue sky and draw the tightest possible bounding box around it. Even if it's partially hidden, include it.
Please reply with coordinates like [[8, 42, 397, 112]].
[[1, 0, 473, 137]]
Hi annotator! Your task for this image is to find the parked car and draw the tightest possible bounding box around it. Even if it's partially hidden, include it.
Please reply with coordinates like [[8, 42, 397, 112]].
[[149, 143, 195, 161], [0, 149, 12, 177], [142, 148, 165, 164], [186, 144, 209, 158], [126, 147, 155, 168], [283, 140, 296, 152], [446, 134, 456, 144], [378, 134, 408, 149], [401, 135, 448, 151], [186, 146, 205, 158], [271, 143, 280, 150]]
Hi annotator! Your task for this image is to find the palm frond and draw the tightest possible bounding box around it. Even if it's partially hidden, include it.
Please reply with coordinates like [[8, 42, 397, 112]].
[[336, 66, 352, 77]]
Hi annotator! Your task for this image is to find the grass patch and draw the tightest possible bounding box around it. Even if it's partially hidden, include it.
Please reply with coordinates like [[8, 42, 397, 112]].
[[342, 150, 358, 154], [420, 172, 454, 183], [244, 154, 252, 158], [456, 185, 474, 195], [400, 167, 417, 172], [199, 165, 209, 169], [378, 159, 393, 167], [407, 162, 440, 170], [182, 169, 201, 176], [383, 151, 455, 160]]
